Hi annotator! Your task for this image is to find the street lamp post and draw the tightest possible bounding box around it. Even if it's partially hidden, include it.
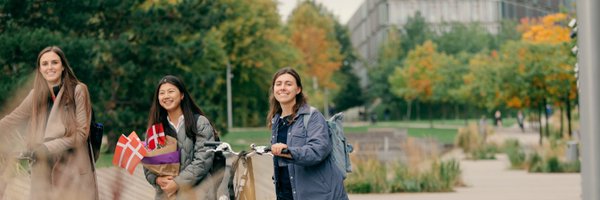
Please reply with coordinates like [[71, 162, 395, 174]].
[[227, 62, 233, 130], [578, 0, 600, 199]]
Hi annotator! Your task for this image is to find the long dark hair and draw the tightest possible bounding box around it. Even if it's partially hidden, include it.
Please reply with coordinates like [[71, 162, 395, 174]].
[[147, 75, 217, 141], [266, 67, 307, 128], [32, 46, 88, 138]]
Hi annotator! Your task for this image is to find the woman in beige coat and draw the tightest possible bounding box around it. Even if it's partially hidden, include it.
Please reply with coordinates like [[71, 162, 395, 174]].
[[0, 46, 98, 200]]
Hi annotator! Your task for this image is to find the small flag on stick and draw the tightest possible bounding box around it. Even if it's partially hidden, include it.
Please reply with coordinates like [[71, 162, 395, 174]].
[[113, 131, 148, 174], [146, 123, 166, 151]]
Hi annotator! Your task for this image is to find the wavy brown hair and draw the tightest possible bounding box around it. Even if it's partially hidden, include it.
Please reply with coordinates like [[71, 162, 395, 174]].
[[266, 67, 307, 128], [31, 46, 86, 139], [147, 75, 218, 141]]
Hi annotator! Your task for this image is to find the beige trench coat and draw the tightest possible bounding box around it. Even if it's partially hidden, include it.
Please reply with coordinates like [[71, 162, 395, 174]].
[[0, 83, 98, 200]]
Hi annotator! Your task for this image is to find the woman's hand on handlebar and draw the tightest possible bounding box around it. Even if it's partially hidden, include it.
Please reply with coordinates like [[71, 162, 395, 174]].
[[271, 143, 291, 158]]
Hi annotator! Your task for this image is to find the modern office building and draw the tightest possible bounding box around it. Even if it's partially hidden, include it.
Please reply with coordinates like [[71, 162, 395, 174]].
[[348, 0, 573, 87]]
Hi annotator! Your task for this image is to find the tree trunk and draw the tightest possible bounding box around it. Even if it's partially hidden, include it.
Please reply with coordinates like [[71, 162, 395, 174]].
[[463, 105, 469, 126], [416, 100, 421, 120], [538, 103, 543, 145], [455, 104, 460, 120], [559, 103, 564, 138], [429, 104, 434, 128], [544, 98, 550, 137], [406, 100, 412, 121], [566, 96, 573, 137], [442, 104, 447, 122]]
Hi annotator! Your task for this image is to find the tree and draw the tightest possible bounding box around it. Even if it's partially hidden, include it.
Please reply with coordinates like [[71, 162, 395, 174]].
[[331, 20, 364, 112], [367, 26, 404, 118], [0, 0, 295, 152], [287, 1, 343, 113], [400, 12, 433, 55], [517, 13, 575, 139], [434, 22, 495, 55], [389, 40, 446, 126]]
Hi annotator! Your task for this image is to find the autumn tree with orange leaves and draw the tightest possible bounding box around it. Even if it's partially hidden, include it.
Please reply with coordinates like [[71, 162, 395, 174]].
[[389, 40, 456, 126], [287, 1, 343, 114], [520, 13, 576, 139]]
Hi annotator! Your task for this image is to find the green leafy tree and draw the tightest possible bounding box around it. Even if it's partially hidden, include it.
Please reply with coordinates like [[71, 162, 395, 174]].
[[400, 12, 433, 55], [367, 26, 404, 118], [434, 22, 495, 55], [0, 0, 295, 151], [331, 21, 364, 112]]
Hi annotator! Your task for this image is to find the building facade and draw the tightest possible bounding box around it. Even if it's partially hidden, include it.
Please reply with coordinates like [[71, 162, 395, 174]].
[[347, 0, 572, 87]]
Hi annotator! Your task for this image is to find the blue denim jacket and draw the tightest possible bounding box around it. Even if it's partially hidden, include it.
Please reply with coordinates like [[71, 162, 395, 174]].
[[271, 104, 349, 200]]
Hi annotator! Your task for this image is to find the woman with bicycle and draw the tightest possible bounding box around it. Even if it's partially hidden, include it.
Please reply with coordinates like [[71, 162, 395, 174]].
[[0, 46, 98, 199], [267, 68, 348, 200], [144, 75, 218, 200]]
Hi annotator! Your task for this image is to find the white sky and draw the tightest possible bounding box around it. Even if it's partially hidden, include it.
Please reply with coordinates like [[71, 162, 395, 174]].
[[277, 0, 364, 24]]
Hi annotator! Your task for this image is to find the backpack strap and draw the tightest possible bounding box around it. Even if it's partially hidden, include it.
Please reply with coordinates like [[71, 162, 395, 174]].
[[303, 107, 316, 129]]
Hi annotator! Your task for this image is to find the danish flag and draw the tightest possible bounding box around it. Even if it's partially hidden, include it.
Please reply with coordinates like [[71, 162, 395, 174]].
[[146, 123, 166, 151], [112, 132, 148, 174]]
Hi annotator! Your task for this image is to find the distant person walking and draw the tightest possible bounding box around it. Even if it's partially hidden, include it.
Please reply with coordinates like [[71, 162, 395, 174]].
[[517, 110, 525, 132], [479, 115, 488, 141], [494, 110, 502, 127]]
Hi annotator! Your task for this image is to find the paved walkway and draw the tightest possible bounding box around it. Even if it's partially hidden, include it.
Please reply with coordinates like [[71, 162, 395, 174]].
[[3, 127, 581, 200], [349, 126, 581, 200], [349, 154, 580, 200]]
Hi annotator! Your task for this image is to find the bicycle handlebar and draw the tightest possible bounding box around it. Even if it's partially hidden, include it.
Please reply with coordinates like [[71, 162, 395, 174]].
[[203, 141, 289, 155], [263, 146, 289, 154], [204, 141, 223, 147]]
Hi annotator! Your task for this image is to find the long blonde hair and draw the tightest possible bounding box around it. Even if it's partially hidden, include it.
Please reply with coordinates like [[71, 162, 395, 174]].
[[31, 46, 86, 138]]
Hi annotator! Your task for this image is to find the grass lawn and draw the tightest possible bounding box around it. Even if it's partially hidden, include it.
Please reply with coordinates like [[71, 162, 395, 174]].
[[406, 128, 456, 144], [375, 117, 518, 128], [96, 120, 460, 168]]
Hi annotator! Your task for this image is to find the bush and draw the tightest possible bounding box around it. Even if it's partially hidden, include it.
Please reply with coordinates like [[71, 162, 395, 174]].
[[345, 158, 387, 193], [471, 144, 498, 160], [346, 158, 463, 193], [503, 139, 526, 169], [345, 181, 373, 193], [529, 154, 581, 173], [455, 125, 481, 153], [504, 139, 581, 173]]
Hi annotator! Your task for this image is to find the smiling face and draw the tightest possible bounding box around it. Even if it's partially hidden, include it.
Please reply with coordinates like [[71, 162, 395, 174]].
[[273, 73, 301, 106], [158, 83, 184, 112], [38, 51, 64, 86]]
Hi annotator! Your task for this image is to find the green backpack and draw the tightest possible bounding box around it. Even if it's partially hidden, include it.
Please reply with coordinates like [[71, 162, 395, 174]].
[[303, 107, 353, 178]]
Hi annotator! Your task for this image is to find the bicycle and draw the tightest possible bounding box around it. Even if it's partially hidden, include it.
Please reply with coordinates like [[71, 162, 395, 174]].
[[205, 142, 283, 200]]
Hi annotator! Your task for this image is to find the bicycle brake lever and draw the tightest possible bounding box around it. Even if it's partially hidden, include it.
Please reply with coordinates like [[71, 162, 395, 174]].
[[216, 143, 231, 152], [250, 143, 269, 155]]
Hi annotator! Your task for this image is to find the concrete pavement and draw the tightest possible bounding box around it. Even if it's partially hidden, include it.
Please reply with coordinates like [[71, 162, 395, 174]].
[[349, 127, 581, 200], [3, 127, 581, 200], [349, 154, 580, 200]]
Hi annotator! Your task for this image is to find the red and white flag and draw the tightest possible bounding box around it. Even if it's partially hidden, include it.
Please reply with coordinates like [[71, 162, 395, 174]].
[[112, 131, 148, 174], [146, 123, 166, 151]]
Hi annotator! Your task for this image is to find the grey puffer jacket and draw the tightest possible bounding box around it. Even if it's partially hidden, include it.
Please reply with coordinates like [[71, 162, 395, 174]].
[[145, 115, 216, 200], [271, 104, 349, 200]]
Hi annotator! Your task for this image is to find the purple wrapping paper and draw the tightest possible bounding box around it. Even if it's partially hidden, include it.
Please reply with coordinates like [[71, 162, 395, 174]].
[[142, 149, 180, 165]]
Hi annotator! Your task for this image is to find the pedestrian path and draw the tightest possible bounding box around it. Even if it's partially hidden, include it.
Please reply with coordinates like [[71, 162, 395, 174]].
[[3, 127, 581, 200], [349, 127, 581, 200], [349, 153, 580, 200]]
